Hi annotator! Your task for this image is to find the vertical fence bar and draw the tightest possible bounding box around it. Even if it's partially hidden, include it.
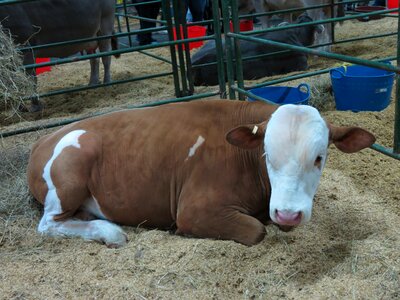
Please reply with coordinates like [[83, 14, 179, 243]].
[[180, 1, 194, 95], [231, 0, 245, 100], [172, 0, 190, 96], [178, 0, 190, 96], [163, 0, 182, 97], [394, 12, 400, 153], [221, 0, 236, 99], [330, 0, 335, 44], [212, 0, 227, 98], [116, 1, 123, 33], [123, 0, 133, 47], [183, 39, 195, 95]]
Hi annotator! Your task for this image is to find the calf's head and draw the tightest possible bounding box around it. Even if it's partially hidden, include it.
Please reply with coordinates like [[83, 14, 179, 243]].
[[226, 104, 375, 227], [295, 14, 325, 47]]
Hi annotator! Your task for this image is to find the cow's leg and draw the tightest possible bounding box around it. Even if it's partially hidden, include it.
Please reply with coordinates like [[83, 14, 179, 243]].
[[98, 40, 112, 84], [176, 203, 266, 246], [37, 130, 127, 247], [89, 55, 100, 86], [98, 14, 116, 84], [39, 208, 128, 248]]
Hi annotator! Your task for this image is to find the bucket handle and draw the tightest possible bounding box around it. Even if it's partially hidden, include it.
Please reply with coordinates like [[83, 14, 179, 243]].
[[330, 68, 346, 79], [297, 83, 310, 96]]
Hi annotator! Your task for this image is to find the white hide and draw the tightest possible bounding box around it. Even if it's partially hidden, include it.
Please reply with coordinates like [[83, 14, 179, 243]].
[[82, 196, 107, 220], [264, 105, 329, 226], [38, 129, 127, 247], [187, 135, 205, 158], [39, 130, 86, 233]]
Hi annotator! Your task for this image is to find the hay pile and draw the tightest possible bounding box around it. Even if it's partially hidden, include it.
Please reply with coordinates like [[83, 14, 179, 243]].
[[0, 23, 35, 115], [0, 16, 399, 300]]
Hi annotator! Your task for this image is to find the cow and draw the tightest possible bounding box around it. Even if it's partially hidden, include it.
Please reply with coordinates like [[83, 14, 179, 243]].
[[0, 0, 118, 111], [27, 99, 375, 247], [304, 0, 345, 51], [191, 14, 323, 86], [252, 0, 306, 26], [252, 0, 345, 51]]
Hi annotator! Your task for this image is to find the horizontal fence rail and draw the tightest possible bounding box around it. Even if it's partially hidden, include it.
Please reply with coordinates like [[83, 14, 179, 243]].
[[1, 0, 400, 161], [226, 0, 400, 159]]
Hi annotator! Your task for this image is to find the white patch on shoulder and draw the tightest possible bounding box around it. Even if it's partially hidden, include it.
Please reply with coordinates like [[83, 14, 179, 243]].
[[38, 130, 86, 233], [187, 135, 205, 159]]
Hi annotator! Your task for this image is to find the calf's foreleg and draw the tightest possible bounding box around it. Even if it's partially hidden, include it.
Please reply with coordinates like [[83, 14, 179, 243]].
[[176, 201, 266, 246]]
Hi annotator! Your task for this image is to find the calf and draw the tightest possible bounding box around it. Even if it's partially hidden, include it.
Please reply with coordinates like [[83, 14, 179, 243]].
[[0, 0, 118, 111], [191, 14, 323, 86], [27, 99, 375, 247]]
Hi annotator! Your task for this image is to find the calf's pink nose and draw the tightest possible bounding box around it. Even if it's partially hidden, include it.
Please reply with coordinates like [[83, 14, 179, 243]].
[[275, 210, 302, 226]]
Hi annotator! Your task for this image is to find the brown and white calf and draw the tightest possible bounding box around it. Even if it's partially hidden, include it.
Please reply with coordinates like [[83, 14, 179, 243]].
[[27, 100, 375, 247]]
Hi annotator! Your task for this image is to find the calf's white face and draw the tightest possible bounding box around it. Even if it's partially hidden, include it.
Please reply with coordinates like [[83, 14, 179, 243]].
[[226, 103, 375, 229], [264, 105, 329, 226]]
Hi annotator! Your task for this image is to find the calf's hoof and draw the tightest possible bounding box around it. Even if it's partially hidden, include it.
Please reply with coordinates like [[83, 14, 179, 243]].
[[90, 220, 128, 248]]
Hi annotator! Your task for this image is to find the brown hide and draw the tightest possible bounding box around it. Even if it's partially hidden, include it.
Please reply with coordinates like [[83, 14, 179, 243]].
[[27, 100, 277, 245]]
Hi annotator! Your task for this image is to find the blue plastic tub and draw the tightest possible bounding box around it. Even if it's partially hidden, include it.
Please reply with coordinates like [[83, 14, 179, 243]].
[[248, 83, 310, 105], [330, 64, 395, 112]]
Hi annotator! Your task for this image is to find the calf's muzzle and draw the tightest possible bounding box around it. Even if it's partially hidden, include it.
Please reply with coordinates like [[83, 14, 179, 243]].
[[275, 210, 302, 226]]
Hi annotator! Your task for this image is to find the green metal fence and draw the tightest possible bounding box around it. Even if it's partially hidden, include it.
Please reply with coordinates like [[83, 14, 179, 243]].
[[223, 0, 400, 160], [1, 0, 400, 161], [0, 0, 219, 100]]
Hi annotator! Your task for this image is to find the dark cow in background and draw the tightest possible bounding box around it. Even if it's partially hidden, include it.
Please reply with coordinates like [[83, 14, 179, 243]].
[[27, 99, 375, 247], [252, 0, 345, 51], [304, 0, 345, 51], [191, 14, 323, 86], [0, 0, 118, 111], [252, 0, 306, 26]]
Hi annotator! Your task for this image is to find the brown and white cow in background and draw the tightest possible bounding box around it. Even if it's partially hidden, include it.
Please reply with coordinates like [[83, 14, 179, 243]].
[[252, 0, 345, 51], [27, 100, 375, 247], [0, 0, 118, 111]]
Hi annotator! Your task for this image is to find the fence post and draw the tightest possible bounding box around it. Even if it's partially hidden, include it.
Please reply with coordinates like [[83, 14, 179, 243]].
[[211, 0, 227, 98], [330, 0, 336, 44], [162, 0, 182, 97], [231, 0, 245, 100], [123, 0, 133, 47], [393, 12, 400, 153], [221, 0, 236, 99]]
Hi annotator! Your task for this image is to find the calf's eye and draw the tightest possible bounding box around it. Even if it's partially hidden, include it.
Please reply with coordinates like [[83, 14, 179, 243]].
[[314, 155, 323, 168]]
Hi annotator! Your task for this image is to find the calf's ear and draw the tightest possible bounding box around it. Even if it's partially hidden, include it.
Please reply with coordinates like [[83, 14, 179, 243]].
[[329, 125, 376, 153], [226, 122, 266, 149], [315, 24, 324, 34]]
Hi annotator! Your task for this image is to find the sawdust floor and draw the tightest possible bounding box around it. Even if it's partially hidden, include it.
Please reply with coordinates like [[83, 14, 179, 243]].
[[0, 17, 400, 300]]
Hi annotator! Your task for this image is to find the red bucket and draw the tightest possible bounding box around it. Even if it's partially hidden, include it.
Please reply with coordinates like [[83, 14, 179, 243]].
[[388, 0, 399, 14], [173, 25, 207, 50], [229, 19, 254, 32], [35, 57, 51, 75]]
